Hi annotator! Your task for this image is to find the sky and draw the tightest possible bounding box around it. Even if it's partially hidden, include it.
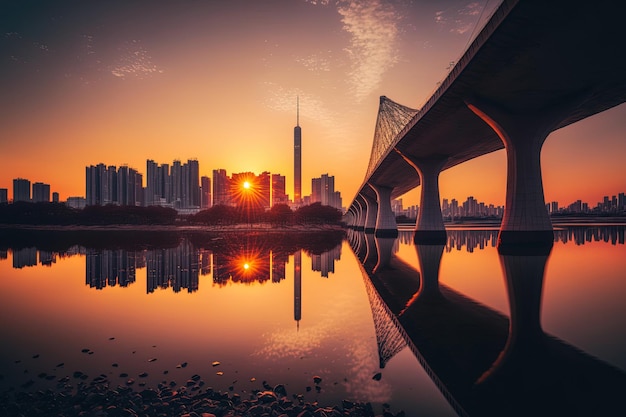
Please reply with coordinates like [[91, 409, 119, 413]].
[[1, 0, 625, 209]]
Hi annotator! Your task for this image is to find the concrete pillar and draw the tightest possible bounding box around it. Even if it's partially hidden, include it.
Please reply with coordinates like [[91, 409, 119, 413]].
[[361, 192, 378, 233], [368, 183, 398, 238], [348, 207, 358, 228], [395, 152, 448, 244], [466, 98, 554, 249], [354, 198, 366, 231]]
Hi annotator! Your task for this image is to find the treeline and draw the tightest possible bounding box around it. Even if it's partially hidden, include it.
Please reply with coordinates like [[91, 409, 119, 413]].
[[189, 203, 342, 226], [0, 201, 343, 226]]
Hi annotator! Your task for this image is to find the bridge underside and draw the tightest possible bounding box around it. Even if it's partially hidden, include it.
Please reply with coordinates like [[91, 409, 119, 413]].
[[350, 0, 626, 246]]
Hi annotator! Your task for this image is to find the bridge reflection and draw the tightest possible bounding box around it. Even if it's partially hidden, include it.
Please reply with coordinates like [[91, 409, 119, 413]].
[[348, 228, 626, 416]]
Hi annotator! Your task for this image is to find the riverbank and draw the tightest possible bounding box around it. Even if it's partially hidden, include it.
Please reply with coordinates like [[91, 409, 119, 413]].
[[0, 223, 345, 232], [0, 375, 404, 417]]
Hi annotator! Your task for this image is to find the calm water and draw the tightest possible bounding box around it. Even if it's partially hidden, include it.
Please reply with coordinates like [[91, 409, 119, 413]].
[[0, 225, 625, 416]]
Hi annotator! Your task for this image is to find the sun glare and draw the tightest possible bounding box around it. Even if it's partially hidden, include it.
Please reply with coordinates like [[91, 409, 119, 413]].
[[243, 181, 251, 189]]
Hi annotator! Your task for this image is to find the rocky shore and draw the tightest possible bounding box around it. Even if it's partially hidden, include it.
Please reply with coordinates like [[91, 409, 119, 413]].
[[1, 374, 405, 417]]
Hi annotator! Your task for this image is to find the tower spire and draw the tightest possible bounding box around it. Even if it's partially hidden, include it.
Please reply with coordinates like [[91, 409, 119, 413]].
[[297, 95, 300, 127]]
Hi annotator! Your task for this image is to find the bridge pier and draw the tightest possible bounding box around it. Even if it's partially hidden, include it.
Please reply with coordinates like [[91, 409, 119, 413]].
[[361, 192, 378, 233], [466, 99, 554, 249], [369, 183, 398, 238], [396, 151, 448, 244], [354, 198, 366, 231]]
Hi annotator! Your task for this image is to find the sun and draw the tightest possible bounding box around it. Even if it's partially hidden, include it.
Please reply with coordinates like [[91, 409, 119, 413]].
[[243, 181, 251, 189]]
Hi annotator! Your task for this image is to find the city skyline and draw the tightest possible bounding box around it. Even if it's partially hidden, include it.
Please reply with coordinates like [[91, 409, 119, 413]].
[[1, 0, 625, 209]]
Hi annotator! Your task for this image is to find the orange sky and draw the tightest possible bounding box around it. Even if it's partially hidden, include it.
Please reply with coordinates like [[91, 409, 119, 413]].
[[1, 0, 624, 209]]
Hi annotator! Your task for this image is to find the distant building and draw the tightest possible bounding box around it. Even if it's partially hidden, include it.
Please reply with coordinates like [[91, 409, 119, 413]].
[[272, 174, 288, 206], [52, 192, 59, 203], [87, 164, 141, 206], [32, 182, 51, 203], [66, 197, 87, 209], [294, 98, 302, 205], [201, 176, 212, 209], [0, 188, 7, 204], [212, 169, 231, 206], [310, 173, 342, 210], [13, 178, 31, 202]]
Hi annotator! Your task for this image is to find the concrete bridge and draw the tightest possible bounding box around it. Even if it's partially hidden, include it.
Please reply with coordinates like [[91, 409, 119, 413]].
[[345, 0, 626, 249], [348, 230, 626, 416]]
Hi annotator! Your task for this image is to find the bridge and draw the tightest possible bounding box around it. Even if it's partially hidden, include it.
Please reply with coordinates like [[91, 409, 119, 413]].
[[344, 0, 626, 248], [349, 230, 626, 416]]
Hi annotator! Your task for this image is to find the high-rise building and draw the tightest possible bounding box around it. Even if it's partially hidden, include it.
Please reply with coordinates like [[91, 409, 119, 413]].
[[0, 188, 8, 204], [294, 97, 302, 205], [272, 174, 288, 206], [311, 177, 321, 203], [52, 192, 59, 203], [310, 173, 342, 210], [258, 171, 271, 210], [213, 169, 231, 206], [87, 164, 141, 206], [201, 176, 211, 209], [145, 159, 200, 208], [13, 178, 31, 202], [32, 182, 50, 203], [186, 159, 200, 208]]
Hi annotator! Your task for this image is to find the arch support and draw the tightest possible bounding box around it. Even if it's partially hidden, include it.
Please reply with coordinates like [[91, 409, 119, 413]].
[[369, 183, 398, 238], [466, 98, 554, 249], [395, 150, 448, 244], [361, 192, 378, 233], [354, 198, 366, 231]]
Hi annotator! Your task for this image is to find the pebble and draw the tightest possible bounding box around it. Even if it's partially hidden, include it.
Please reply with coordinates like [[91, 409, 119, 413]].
[[0, 369, 404, 417]]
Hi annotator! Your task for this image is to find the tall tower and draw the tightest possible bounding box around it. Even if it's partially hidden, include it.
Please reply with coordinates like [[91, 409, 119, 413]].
[[294, 97, 302, 205]]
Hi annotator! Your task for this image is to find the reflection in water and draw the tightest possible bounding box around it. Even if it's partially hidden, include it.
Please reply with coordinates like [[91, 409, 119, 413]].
[[396, 225, 625, 253], [1, 231, 344, 294], [351, 227, 626, 416], [86, 249, 140, 289]]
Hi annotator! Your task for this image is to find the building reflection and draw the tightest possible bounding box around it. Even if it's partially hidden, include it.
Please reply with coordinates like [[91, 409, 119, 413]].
[[2, 234, 343, 295], [310, 243, 341, 277], [146, 241, 204, 293], [86, 249, 140, 289], [398, 225, 625, 253]]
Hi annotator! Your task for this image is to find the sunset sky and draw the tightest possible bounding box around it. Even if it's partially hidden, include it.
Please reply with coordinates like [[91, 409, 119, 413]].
[[1, 0, 624, 208]]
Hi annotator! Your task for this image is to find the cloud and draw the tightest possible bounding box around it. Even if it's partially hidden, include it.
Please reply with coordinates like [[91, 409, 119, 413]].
[[435, 2, 484, 35], [110, 40, 164, 80], [337, 0, 401, 101], [263, 83, 339, 130]]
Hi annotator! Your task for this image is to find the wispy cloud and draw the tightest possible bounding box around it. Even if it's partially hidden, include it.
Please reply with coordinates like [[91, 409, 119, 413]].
[[435, 2, 483, 35], [263, 83, 338, 129], [337, 0, 401, 101], [110, 40, 164, 79]]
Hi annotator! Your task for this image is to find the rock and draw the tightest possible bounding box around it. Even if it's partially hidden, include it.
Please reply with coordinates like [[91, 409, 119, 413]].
[[257, 390, 278, 403], [139, 372, 148, 378], [273, 384, 287, 397], [313, 376, 322, 384], [148, 358, 157, 362], [211, 361, 220, 367], [372, 372, 382, 381]]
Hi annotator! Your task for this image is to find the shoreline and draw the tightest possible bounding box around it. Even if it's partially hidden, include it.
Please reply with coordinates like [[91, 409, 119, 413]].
[[0, 223, 346, 232]]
